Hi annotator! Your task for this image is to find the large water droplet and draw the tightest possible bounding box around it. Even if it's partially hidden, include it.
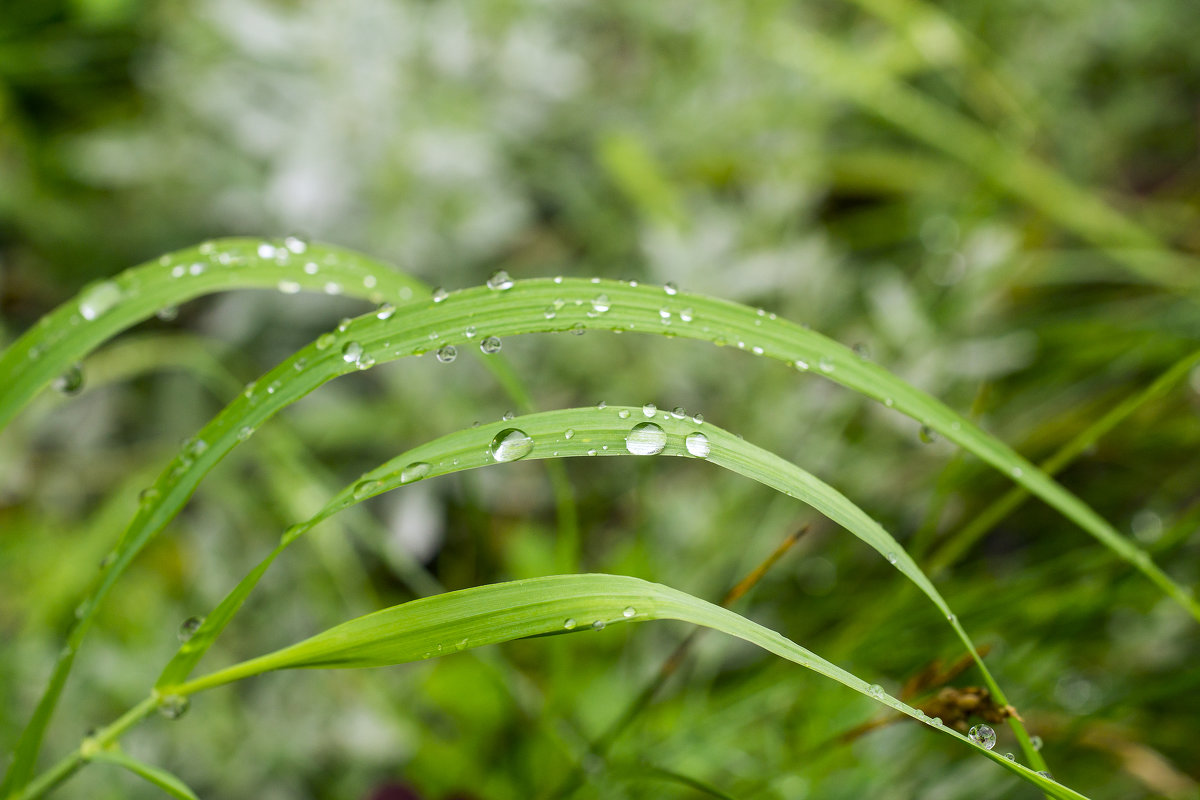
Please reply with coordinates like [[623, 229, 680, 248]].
[[53, 364, 84, 396], [158, 695, 190, 720], [480, 336, 502, 354], [487, 270, 514, 290], [563, 618, 576, 630], [178, 616, 204, 642], [685, 432, 710, 457], [642, 403, 657, 417], [401, 462, 431, 483], [79, 281, 121, 321], [342, 341, 364, 364], [626, 422, 666, 456], [491, 428, 533, 462], [353, 479, 383, 500], [968, 724, 996, 750], [436, 345, 457, 363]]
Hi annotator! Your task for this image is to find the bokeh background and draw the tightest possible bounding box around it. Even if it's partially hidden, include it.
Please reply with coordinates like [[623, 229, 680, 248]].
[[2, 1, 1199, 798]]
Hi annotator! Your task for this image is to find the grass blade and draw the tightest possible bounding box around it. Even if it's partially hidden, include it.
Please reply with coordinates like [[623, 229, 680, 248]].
[[170, 575, 1087, 800], [8, 248, 1188, 790], [86, 751, 199, 800], [154, 406, 1041, 770]]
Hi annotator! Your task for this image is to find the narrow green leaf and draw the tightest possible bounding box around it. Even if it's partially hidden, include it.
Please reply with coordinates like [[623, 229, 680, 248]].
[[155, 405, 1040, 770], [172, 575, 1087, 800], [87, 751, 199, 800]]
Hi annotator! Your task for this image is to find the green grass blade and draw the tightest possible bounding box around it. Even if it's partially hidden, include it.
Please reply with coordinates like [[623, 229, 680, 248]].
[[766, 23, 1198, 295], [153, 405, 1041, 770], [0, 238, 422, 433], [928, 347, 1200, 574], [87, 751, 199, 800], [10, 254, 1188, 789], [170, 575, 1087, 800]]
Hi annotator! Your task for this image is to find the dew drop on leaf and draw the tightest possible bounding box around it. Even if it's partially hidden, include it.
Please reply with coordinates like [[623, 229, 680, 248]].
[[79, 281, 121, 321], [52, 364, 84, 396], [401, 462, 431, 483], [178, 616, 204, 643], [626, 422, 666, 456], [490, 428, 533, 462], [685, 432, 710, 457]]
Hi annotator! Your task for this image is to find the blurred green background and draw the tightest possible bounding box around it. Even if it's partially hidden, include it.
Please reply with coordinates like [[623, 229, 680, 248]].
[[2, 0, 1199, 798]]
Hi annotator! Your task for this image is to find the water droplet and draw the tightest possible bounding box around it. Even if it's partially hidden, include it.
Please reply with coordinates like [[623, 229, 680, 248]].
[[919, 425, 938, 444], [52, 364, 84, 396], [401, 462, 431, 483], [591, 620, 606, 630], [886, 552, 898, 565], [692, 413, 704, 424], [171, 265, 186, 278], [304, 262, 319, 275], [569, 323, 585, 335], [794, 359, 810, 371], [284, 235, 307, 254], [679, 307, 694, 322], [256, 242, 277, 259], [432, 287, 449, 303], [685, 432, 710, 458], [342, 341, 364, 364], [591, 294, 611, 313], [543, 305, 557, 320], [931, 717, 943, 727], [487, 270, 514, 290], [668, 407, 684, 419], [752, 346, 764, 355], [376, 303, 396, 320], [664, 281, 678, 295], [659, 307, 671, 322], [237, 426, 255, 442], [564, 429, 575, 440], [353, 479, 383, 500], [642, 403, 657, 417], [178, 616, 204, 642], [1030, 735, 1043, 751], [968, 724, 996, 750], [818, 357, 834, 373], [502, 411, 515, 421], [436, 345, 457, 363], [1036, 771, 1053, 781], [617, 409, 631, 419], [480, 336, 502, 354], [316, 333, 337, 350], [1011, 466, 1024, 478], [587, 449, 597, 456], [278, 280, 301, 294], [156, 306, 179, 322], [491, 428, 533, 462], [626, 422, 666, 456], [79, 281, 121, 321], [622, 606, 636, 618], [946, 613, 956, 623], [188, 262, 205, 276], [1004, 752, 1015, 761], [868, 684, 884, 698], [563, 618, 576, 630], [158, 695, 190, 720]]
